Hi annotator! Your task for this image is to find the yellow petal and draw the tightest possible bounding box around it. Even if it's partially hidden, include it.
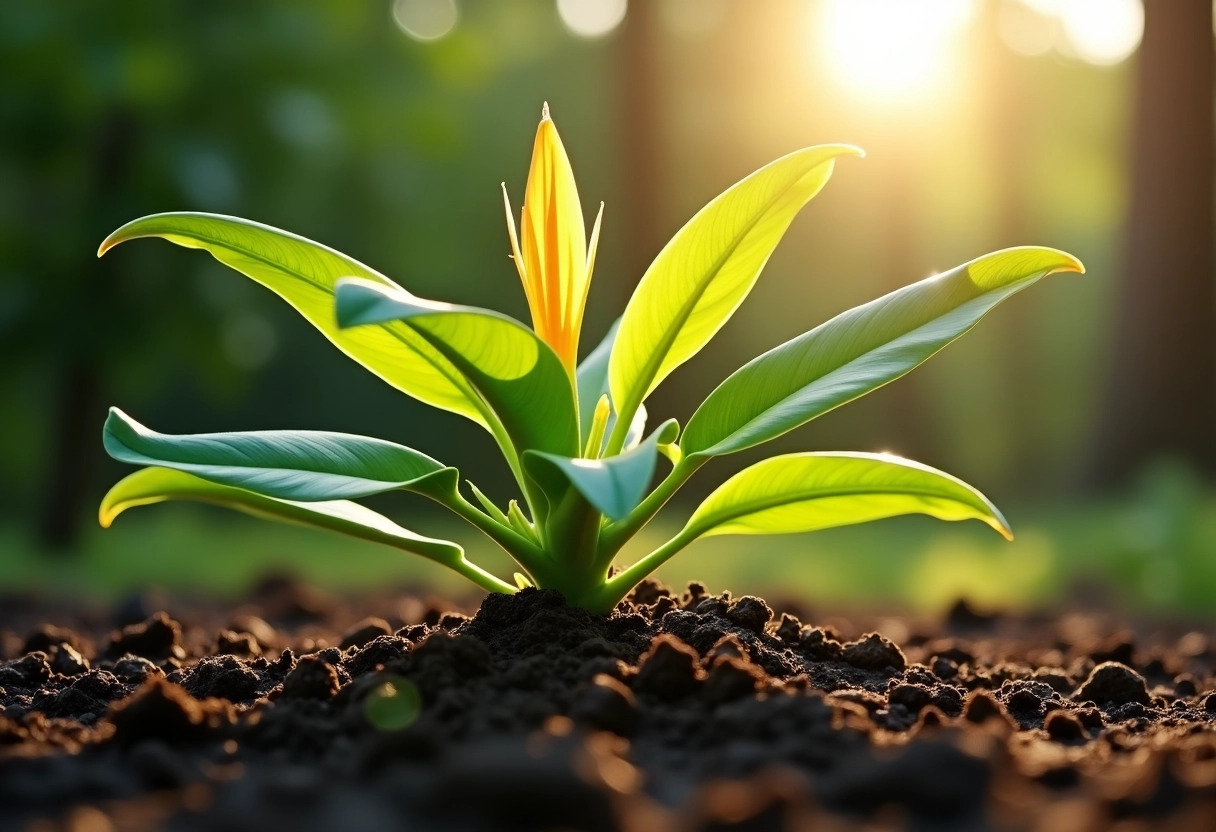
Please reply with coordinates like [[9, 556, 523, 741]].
[[573, 201, 604, 348], [519, 104, 587, 370], [501, 184, 532, 307]]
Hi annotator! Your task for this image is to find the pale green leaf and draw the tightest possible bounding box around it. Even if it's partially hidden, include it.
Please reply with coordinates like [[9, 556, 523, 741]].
[[100, 467, 464, 565], [682, 247, 1084, 457], [335, 278, 579, 463], [523, 419, 679, 521], [608, 145, 861, 443], [681, 452, 1011, 542], [103, 407, 454, 501], [99, 213, 489, 429]]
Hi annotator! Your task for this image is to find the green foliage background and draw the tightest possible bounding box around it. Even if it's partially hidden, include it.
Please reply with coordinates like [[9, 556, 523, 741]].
[[1, 1, 1211, 610]]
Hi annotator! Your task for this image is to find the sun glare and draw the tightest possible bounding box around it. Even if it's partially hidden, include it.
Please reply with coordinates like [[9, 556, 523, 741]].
[[1056, 0, 1142, 65], [999, 0, 1144, 65], [815, 0, 977, 103]]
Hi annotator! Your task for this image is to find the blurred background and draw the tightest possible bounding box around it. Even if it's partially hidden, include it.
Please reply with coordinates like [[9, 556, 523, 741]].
[[1, 0, 1213, 613]]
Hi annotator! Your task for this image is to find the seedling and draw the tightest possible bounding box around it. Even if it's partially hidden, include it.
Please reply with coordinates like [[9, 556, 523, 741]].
[[98, 106, 1083, 613]]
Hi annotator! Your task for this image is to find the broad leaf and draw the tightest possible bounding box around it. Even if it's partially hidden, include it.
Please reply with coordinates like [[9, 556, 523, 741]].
[[99, 213, 489, 429], [335, 278, 579, 462], [100, 467, 464, 565], [680, 452, 1010, 543], [103, 408, 454, 501], [524, 419, 679, 521], [576, 320, 645, 452], [682, 247, 1084, 457], [608, 145, 861, 440]]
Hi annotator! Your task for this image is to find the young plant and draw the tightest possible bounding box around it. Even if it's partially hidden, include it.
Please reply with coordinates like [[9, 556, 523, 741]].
[[97, 106, 1083, 614]]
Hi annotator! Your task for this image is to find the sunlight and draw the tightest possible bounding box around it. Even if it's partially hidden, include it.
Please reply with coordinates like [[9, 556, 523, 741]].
[[815, 0, 977, 103]]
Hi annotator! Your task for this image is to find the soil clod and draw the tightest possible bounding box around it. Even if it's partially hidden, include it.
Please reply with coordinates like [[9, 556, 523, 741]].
[[1, 582, 1213, 831], [1076, 661, 1152, 706]]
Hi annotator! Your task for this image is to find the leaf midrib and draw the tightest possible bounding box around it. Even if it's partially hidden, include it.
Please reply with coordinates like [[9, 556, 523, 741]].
[[110, 433, 441, 487], [696, 277, 1035, 455]]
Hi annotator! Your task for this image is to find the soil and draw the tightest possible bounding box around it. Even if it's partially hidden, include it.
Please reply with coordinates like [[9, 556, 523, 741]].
[[2, 577, 1215, 831]]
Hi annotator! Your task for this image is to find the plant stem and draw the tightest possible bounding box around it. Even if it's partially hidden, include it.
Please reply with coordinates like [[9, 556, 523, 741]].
[[444, 488, 547, 576], [596, 454, 705, 568], [449, 555, 519, 595], [602, 402, 635, 458], [589, 526, 701, 611]]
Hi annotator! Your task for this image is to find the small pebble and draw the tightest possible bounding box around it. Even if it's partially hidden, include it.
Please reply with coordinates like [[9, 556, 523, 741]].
[[724, 596, 772, 634], [340, 618, 392, 651], [570, 673, 637, 735], [1075, 662, 1150, 706], [632, 635, 702, 698], [842, 633, 906, 672], [281, 656, 340, 700], [50, 644, 90, 677], [108, 613, 183, 662], [1044, 710, 1086, 744]]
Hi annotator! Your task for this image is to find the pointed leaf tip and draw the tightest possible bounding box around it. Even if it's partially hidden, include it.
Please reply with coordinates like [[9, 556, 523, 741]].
[[97, 230, 122, 257], [608, 142, 862, 441], [682, 452, 1011, 545], [1055, 252, 1085, 275]]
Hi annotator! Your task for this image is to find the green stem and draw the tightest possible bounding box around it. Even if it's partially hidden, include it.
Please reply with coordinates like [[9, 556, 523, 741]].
[[588, 526, 701, 612], [595, 454, 706, 568], [448, 555, 518, 595], [444, 489, 547, 575], [603, 398, 637, 458]]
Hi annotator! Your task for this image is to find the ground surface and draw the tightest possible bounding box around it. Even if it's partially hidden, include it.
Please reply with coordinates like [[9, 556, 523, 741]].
[[2, 578, 1215, 831]]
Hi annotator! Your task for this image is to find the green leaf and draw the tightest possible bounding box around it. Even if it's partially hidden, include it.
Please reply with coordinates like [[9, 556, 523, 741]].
[[523, 419, 679, 521], [100, 467, 465, 565], [98, 213, 491, 430], [608, 145, 861, 446], [680, 452, 1011, 543], [682, 247, 1084, 457], [103, 408, 454, 501], [335, 278, 580, 464], [576, 320, 646, 453]]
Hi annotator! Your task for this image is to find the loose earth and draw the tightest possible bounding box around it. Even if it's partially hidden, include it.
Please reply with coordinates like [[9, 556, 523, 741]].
[[2, 578, 1214, 831]]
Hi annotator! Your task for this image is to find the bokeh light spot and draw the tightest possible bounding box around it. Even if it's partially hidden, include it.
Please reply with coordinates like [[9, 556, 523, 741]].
[[557, 0, 628, 39], [815, 0, 977, 103], [363, 675, 422, 732], [1056, 0, 1142, 66], [998, 1, 1056, 57], [393, 0, 459, 42]]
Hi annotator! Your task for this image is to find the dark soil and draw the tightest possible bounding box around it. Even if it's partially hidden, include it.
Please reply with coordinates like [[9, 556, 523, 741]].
[[2, 577, 1215, 831]]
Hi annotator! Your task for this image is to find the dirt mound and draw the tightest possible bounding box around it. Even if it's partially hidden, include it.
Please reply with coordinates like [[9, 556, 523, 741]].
[[2, 580, 1214, 830]]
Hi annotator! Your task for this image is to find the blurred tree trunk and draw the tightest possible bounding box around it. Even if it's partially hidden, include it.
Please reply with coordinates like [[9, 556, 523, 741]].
[[37, 108, 135, 550], [872, 142, 932, 460], [615, 0, 662, 307], [1088, 0, 1216, 486], [37, 361, 101, 548], [982, 5, 1036, 489]]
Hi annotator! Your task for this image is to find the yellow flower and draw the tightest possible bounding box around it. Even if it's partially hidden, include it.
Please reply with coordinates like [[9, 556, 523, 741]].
[[503, 103, 603, 373]]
